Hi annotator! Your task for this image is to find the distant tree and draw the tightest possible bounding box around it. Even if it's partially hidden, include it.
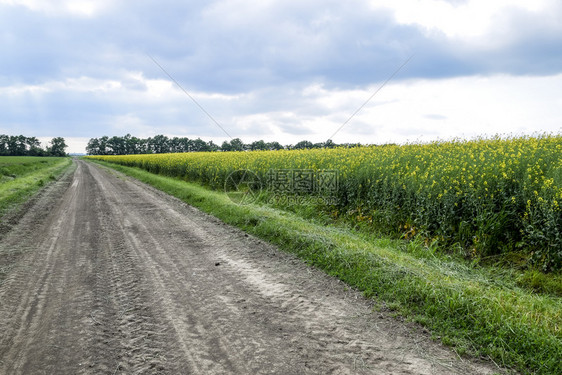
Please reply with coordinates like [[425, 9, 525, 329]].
[[26, 136, 41, 150], [324, 139, 336, 149], [98, 136, 109, 155], [48, 137, 68, 157], [340, 142, 362, 148], [229, 138, 245, 151], [6, 135, 27, 156], [191, 138, 210, 152], [178, 138, 193, 152], [107, 136, 126, 155], [123, 134, 143, 154], [149, 135, 170, 154], [84, 135, 349, 155], [293, 140, 314, 150], [249, 140, 268, 151], [207, 140, 220, 152], [6, 136, 17, 155], [171, 137, 186, 153], [221, 140, 233, 152], [0, 134, 67, 156], [28, 136, 46, 156], [267, 141, 284, 150], [0, 134, 9, 156], [130, 135, 143, 154], [86, 138, 100, 155], [138, 138, 149, 154]]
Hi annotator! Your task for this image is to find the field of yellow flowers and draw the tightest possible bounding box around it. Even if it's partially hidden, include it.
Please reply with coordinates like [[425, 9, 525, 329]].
[[88, 134, 562, 271]]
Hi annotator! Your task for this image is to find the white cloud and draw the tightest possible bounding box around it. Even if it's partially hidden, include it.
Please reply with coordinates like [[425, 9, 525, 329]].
[[325, 73, 562, 143], [370, 0, 551, 41], [0, 77, 124, 97], [213, 73, 562, 146], [0, 0, 113, 17]]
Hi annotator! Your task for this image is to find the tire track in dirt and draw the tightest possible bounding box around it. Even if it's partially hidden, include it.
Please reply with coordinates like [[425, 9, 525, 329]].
[[0, 160, 508, 374], [70, 163, 173, 374], [0, 163, 92, 374]]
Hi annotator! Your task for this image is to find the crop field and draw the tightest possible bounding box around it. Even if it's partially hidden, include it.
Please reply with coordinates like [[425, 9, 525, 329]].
[[88, 141, 562, 374], [0, 156, 71, 215], [5, 159, 525, 375], [88, 134, 562, 272]]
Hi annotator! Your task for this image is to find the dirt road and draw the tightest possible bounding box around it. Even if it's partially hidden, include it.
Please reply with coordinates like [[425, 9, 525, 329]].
[[0, 160, 503, 374]]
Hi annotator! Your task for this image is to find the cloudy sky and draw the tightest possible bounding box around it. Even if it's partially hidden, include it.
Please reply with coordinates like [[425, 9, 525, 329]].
[[1, 0, 561, 153]]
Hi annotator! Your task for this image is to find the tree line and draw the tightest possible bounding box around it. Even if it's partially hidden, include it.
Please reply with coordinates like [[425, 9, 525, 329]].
[[0, 135, 68, 157], [86, 134, 360, 155]]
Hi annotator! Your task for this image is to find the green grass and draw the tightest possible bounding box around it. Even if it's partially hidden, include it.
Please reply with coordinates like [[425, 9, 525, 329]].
[[88, 159, 562, 375], [0, 156, 72, 217]]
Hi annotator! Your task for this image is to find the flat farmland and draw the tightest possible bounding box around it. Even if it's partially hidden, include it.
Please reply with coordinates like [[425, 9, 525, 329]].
[[0, 160, 502, 374], [87, 135, 562, 375]]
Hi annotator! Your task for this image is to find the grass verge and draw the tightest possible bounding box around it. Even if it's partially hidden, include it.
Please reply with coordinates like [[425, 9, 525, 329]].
[[89, 159, 561, 375], [0, 157, 72, 217]]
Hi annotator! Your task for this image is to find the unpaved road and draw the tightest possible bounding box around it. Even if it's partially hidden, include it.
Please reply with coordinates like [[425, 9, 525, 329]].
[[0, 160, 504, 374]]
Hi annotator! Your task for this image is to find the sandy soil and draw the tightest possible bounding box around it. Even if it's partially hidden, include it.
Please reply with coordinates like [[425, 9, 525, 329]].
[[0, 160, 506, 374]]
